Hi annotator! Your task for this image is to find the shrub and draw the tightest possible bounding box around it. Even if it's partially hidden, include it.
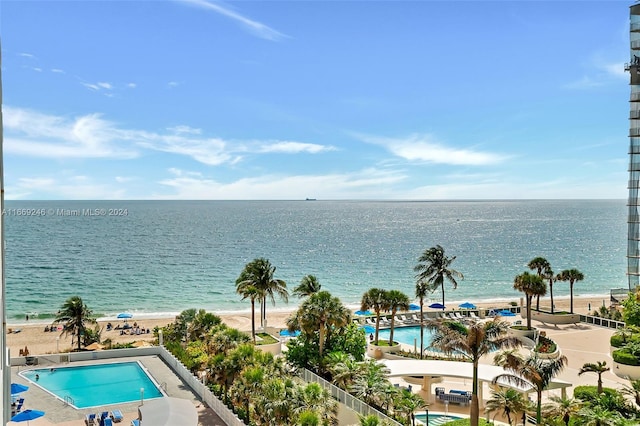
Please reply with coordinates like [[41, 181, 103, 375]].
[[612, 348, 640, 366], [534, 335, 557, 354], [573, 385, 619, 402], [611, 334, 626, 348]]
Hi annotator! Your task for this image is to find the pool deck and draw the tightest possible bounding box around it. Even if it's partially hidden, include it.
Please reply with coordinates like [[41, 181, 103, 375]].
[[9, 355, 227, 426]]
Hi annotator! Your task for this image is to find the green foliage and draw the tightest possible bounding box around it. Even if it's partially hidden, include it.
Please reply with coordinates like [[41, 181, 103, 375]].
[[438, 419, 494, 426], [613, 348, 640, 366], [535, 335, 557, 354], [610, 334, 626, 348], [623, 296, 640, 326], [573, 386, 620, 403], [327, 322, 366, 362], [255, 333, 278, 345]]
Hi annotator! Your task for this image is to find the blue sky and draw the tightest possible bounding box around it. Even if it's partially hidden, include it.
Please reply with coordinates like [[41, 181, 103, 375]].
[[0, 1, 631, 200]]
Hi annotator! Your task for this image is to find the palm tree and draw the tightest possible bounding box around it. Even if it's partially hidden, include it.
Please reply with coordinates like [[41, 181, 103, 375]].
[[575, 405, 622, 426], [513, 271, 546, 330], [385, 290, 410, 346], [528, 257, 550, 311], [361, 288, 388, 344], [394, 389, 427, 426], [542, 267, 555, 314], [287, 290, 350, 357], [542, 396, 583, 426], [493, 351, 568, 424], [621, 379, 640, 406], [293, 275, 321, 298], [53, 295, 97, 352], [236, 258, 288, 329], [350, 359, 390, 409], [484, 387, 530, 426], [325, 352, 361, 390], [556, 268, 585, 314], [414, 245, 463, 310], [293, 382, 338, 425], [426, 317, 521, 426], [415, 280, 429, 359], [578, 361, 610, 394], [235, 281, 261, 342]]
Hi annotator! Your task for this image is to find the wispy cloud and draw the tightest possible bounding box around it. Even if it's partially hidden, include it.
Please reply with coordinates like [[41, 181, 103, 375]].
[[359, 133, 507, 166], [176, 0, 287, 41], [257, 141, 337, 154]]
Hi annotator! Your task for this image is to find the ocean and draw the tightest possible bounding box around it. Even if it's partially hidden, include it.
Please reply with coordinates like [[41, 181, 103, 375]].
[[1, 199, 628, 324]]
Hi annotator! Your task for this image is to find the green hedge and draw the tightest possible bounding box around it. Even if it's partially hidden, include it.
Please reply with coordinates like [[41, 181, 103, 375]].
[[612, 349, 640, 366], [611, 334, 626, 347], [573, 385, 619, 402]]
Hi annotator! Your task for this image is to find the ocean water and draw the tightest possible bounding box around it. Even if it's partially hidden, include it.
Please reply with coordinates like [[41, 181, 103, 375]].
[[2, 200, 627, 324]]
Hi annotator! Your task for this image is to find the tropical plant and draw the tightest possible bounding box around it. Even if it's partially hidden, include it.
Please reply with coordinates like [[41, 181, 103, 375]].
[[484, 387, 530, 426], [513, 271, 546, 330], [53, 295, 97, 352], [578, 361, 610, 395], [541, 396, 582, 426], [361, 288, 389, 344], [287, 290, 351, 358], [415, 279, 429, 359], [623, 295, 640, 327], [294, 274, 322, 298], [493, 351, 567, 424], [394, 388, 427, 426], [385, 289, 410, 346], [349, 359, 390, 409], [528, 257, 550, 311], [426, 317, 521, 426], [414, 245, 463, 310], [236, 257, 288, 330], [556, 268, 585, 314], [621, 379, 640, 406], [574, 405, 623, 426], [542, 267, 555, 314], [235, 280, 261, 342]]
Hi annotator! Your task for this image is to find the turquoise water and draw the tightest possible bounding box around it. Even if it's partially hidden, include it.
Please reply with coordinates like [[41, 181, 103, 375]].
[[19, 362, 163, 408], [414, 413, 463, 425], [3, 200, 627, 323], [377, 326, 435, 347]]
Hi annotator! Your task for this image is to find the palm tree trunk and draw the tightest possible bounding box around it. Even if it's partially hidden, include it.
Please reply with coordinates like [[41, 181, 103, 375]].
[[319, 322, 326, 356], [526, 295, 533, 330], [419, 306, 424, 359], [536, 294, 540, 311], [375, 312, 381, 343], [550, 281, 554, 314], [470, 361, 479, 426], [250, 299, 256, 343], [389, 314, 395, 346], [536, 391, 543, 424], [570, 282, 574, 314], [441, 282, 446, 309]]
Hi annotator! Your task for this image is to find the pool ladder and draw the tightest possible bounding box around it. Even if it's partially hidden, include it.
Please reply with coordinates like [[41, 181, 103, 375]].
[[63, 395, 74, 406]]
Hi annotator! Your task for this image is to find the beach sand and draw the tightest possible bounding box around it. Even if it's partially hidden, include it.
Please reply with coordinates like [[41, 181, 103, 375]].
[[6, 295, 613, 356]]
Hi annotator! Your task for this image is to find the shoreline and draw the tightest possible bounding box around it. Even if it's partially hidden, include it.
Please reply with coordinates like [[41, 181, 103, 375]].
[[6, 294, 613, 357]]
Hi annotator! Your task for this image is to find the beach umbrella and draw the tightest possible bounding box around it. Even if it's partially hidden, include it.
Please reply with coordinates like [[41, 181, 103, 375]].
[[360, 325, 375, 334], [279, 329, 301, 337], [354, 310, 372, 316], [11, 409, 45, 425], [459, 302, 477, 309], [428, 303, 446, 310], [117, 312, 133, 319], [498, 310, 516, 317], [10, 383, 29, 395], [408, 304, 420, 311]]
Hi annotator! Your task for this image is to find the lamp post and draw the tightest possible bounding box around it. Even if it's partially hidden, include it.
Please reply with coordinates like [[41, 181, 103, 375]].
[[425, 408, 429, 426]]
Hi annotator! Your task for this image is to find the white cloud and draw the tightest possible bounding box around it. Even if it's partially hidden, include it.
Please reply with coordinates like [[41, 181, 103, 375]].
[[176, 0, 287, 41], [167, 125, 202, 135], [257, 141, 337, 154], [51, 68, 65, 74], [360, 133, 507, 166]]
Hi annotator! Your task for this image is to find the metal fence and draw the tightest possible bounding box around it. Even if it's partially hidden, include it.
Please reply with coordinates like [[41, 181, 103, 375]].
[[579, 314, 625, 330], [301, 368, 403, 426]]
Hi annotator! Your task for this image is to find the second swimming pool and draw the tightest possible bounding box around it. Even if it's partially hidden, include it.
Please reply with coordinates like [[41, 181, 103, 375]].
[[20, 361, 164, 409]]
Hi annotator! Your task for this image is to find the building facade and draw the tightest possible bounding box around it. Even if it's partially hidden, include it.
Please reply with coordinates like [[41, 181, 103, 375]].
[[627, 3, 640, 289]]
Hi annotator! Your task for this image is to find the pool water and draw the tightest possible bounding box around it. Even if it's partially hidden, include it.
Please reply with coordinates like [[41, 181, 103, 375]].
[[414, 413, 463, 425], [377, 326, 435, 348], [20, 361, 163, 409]]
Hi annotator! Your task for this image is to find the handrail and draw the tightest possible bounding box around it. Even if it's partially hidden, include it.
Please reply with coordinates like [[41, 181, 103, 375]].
[[63, 395, 74, 406]]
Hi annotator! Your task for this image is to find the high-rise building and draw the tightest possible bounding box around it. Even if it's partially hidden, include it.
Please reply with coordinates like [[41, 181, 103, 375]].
[[626, 3, 640, 289]]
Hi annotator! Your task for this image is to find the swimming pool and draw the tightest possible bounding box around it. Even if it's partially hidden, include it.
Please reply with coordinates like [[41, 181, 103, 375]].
[[20, 361, 164, 409], [414, 413, 463, 425], [377, 326, 435, 348]]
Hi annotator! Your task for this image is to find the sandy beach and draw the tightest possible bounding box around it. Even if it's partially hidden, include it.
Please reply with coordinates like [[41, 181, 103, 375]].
[[6, 295, 612, 356]]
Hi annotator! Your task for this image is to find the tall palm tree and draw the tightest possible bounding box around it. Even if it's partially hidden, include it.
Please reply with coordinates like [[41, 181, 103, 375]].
[[484, 387, 530, 426], [513, 271, 546, 330], [394, 389, 427, 426], [236, 258, 288, 328], [556, 268, 585, 314], [361, 288, 388, 344], [287, 290, 350, 357], [415, 280, 429, 359], [293, 275, 321, 298], [235, 281, 260, 342], [414, 245, 463, 310], [528, 257, 550, 311], [493, 351, 568, 424], [542, 267, 556, 314], [578, 361, 610, 394], [385, 290, 410, 346], [350, 359, 390, 409], [426, 317, 521, 426], [293, 382, 338, 426], [53, 295, 96, 352], [542, 396, 583, 426]]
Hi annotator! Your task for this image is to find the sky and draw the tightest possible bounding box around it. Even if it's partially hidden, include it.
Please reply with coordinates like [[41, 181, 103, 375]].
[[0, 0, 632, 200]]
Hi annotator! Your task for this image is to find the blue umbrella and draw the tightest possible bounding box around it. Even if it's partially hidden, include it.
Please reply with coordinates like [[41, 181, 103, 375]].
[[498, 310, 516, 317], [11, 383, 29, 395], [354, 310, 372, 316], [459, 302, 477, 309], [428, 303, 446, 309], [117, 312, 133, 319], [279, 329, 300, 337], [408, 304, 420, 311], [11, 409, 45, 425], [360, 324, 375, 333]]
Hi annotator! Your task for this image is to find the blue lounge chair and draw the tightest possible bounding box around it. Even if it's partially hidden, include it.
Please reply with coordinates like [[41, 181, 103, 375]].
[[85, 413, 97, 426], [130, 420, 140, 426], [111, 409, 124, 422], [103, 418, 113, 426]]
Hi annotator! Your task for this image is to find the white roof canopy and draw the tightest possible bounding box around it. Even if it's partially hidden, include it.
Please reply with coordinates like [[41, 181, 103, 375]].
[[138, 397, 198, 426]]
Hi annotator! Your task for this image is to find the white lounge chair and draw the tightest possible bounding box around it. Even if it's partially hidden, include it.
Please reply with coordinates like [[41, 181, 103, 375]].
[[454, 312, 464, 319], [411, 314, 420, 323], [394, 315, 405, 325], [366, 318, 376, 326], [470, 312, 479, 319]]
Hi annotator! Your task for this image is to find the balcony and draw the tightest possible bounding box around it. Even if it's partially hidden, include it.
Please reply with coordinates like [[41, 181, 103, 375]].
[[631, 111, 640, 119], [633, 22, 640, 32], [631, 92, 640, 102], [630, 128, 640, 137]]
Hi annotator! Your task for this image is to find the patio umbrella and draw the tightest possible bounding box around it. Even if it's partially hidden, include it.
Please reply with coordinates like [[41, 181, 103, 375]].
[[428, 303, 446, 310], [498, 309, 516, 317], [354, 310, 372, 316], [117, 312, 133, 319], [10, 383, 29, 395], [360, 325, 375, 334], [459, 302, 477, 309], [11, 409, 45, 425], [408, 304, 420, 311], [279, 329, 301, 337]]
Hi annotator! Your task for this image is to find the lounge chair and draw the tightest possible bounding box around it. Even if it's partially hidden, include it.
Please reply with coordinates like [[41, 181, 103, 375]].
[[454, 312, 464, 319], [394, 315, 405, 325], [411, 314, 420, 323], [85, 413, 97, 426], [470, 312, 479, 319], [366, 318, 376, 326], [103, 418, 114, 426], [400, 314, 412, 323], [130, 420, 140, 426], [111, 410, 124, 423], [448, 313, 457, 320]]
